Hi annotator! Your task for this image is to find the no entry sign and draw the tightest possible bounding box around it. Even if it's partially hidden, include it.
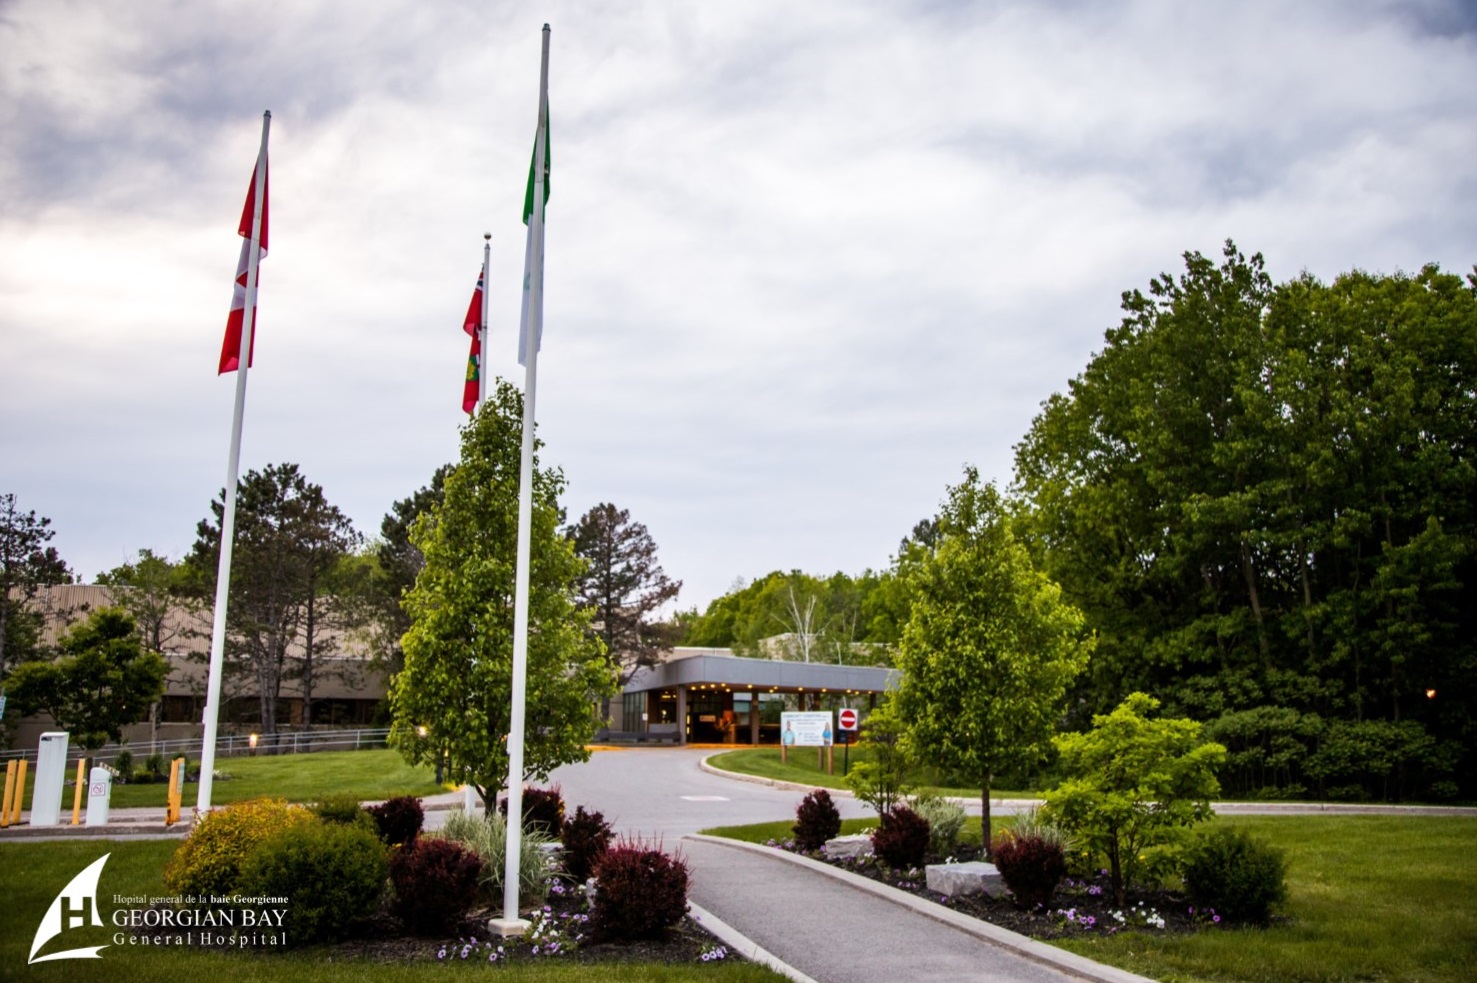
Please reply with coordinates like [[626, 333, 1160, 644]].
[[838, 708, 859, 731]]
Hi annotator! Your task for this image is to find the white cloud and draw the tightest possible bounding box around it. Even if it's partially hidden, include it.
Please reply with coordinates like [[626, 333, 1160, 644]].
[[2, 0, 1474, 608]]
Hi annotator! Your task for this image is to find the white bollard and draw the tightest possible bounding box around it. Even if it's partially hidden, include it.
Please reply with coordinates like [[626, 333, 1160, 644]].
[[85, 767, 113, 826], [463, 783, 479, 813], [31, 732, 70, 826]]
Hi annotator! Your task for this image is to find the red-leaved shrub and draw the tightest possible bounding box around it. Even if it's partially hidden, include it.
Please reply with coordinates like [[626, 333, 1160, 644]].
[[561, 805, 614, 882], [590, 840, 689, 943], [368, 795, 424, 847], [793, 789, 842, 851], [871, 805, 930, 869], [991, 832, 1067, 909], [501, 785, 566, 837], [390, 837, 484, 935]]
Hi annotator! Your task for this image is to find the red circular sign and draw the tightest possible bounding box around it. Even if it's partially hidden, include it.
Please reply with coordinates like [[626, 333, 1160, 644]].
[[838, 708, 859, 731]]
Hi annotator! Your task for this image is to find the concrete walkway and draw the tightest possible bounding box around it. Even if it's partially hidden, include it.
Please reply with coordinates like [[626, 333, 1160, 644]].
[[684, 834, 1152, 983]]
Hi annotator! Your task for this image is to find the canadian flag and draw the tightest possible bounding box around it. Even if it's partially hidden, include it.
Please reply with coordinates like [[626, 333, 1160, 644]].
[[218, 159, 268, 374]]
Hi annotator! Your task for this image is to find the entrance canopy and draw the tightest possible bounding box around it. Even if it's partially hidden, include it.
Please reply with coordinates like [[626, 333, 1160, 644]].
[[617, 650, 899, 745]]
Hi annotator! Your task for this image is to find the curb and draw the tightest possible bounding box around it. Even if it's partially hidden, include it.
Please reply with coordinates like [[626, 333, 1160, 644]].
[[696, 754, 1045, 813], [687, 900, 821, 983], [684, 833, 1157, 983], [696, 755, 1477, 819]]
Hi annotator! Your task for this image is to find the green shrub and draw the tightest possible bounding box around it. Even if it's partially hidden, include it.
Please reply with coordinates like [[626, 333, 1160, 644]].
[[163, 798, 316, 896], [844, 700, 913, 818], [1181, 826, 1288, 924], [590, 841, 689, 943], [113, 750, 134, 783], [792, 789, 842, 852], [1044, 692, 1225, 906], [560, 805, 614, 882], [237, 819, 388, 946], [389, 837, 483, 935], [368, 795, 424, 846], [436, 808, 553, 902], [909, 794, 966, 855], [312, 792, 373, 831], [871, 805, 930, 869]]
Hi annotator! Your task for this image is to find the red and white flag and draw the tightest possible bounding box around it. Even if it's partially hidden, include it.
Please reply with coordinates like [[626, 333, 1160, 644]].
[[218, 159, 269, 374], [462, 268, 484, 414]]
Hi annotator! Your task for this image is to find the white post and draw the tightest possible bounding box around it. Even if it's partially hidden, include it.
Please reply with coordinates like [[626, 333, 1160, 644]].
[[480, 234, 491, 405], [492, 24, 549, 938], [198, 110, 270, 813]]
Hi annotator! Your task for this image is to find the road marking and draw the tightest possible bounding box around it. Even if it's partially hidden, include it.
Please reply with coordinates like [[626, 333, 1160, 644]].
[[681, 795, 731, 802]]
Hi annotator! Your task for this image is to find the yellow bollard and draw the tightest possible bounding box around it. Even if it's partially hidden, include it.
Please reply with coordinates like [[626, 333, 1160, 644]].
[[11, 760, 28, 824], [165, 758, 182, 826], [71, 758, 86, 825], [1, 760, 15, 828]]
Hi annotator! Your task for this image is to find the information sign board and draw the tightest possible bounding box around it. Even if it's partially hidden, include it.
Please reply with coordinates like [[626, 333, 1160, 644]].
[[780, 711, 834, 747]]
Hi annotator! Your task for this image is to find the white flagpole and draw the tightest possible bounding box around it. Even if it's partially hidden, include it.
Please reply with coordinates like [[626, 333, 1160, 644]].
[[493, 25, 549, 937], [479, 233, 491, 405], [197, 110, 270, 813]]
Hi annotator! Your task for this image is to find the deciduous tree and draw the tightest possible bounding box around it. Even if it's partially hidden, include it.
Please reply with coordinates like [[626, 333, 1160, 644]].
[[895, 468, 1092, 849], [387, 380, 616, 812], [1043, 692, 1226, 906], [7, 607, 167, 750]]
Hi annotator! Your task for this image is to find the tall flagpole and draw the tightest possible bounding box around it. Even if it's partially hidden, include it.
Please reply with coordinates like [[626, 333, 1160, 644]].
[[493, 24, 549, 937], [479, 233, 491, 405], [198, 111, 270, 813]]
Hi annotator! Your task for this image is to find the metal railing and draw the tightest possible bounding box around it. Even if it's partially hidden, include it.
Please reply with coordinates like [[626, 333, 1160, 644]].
[[0, 727, 392, 765]]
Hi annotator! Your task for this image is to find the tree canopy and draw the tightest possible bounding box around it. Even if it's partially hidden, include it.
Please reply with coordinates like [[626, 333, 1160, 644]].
[[187, 463, 358, 735], [1013, 242, 1477, 799], [894, 468, 1092, 847], [6, 607, 167, 750], [567, 503, 681, 714], [0, 492, 73, 676], [388, 380, 616, 811]]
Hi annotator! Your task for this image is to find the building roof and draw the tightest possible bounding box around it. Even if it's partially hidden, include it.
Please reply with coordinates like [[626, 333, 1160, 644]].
[[623, 651, 899, 696]]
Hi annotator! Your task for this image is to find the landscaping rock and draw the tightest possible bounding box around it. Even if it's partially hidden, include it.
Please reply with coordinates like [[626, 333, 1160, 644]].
[[823, 833, 874, 859], [925, 861, 1005, 897]]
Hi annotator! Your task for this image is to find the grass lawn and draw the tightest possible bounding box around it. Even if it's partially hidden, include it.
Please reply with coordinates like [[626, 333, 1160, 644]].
[[1, 840, 785, 983], [1053, 815, 1477, 983], [702, 813, 1477, 983], [704, 746, 1030, 799], [9, 750, 446, 811]]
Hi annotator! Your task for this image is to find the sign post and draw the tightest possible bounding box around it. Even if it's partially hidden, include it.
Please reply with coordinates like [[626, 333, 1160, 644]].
[[838, 707, 859, 776]]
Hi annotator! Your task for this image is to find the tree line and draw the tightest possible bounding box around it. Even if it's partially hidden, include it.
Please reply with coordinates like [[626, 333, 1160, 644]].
[[683, 243, 1476, 802], [0, 384, 682, 762]]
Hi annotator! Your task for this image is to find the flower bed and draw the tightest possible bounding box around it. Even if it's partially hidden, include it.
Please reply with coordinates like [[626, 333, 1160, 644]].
[[767, 837, 1226, 941]]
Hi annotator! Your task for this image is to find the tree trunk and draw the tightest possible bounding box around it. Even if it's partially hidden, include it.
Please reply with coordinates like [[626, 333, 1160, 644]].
[[980, 769, 993, 857], [1239, 536, 1269, 664]]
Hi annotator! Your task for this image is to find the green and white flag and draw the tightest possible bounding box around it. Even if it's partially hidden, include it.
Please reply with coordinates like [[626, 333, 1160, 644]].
[[517, 95, 549, 367]]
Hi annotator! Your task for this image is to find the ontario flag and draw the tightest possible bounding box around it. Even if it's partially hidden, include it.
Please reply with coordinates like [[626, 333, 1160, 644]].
[[462, 269, 484, 414], [218, 158, 269, 374]]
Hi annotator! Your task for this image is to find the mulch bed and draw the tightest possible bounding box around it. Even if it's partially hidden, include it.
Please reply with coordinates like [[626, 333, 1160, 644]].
[[319, 883, 735, 966], [777, 840, 1226, 940]]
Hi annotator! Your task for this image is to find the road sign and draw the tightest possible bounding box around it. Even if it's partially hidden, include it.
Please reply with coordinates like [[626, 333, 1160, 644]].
[[838, 708, 859, 731]]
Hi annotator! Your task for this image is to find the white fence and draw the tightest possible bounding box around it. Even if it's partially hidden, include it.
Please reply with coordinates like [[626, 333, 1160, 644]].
[[0, 727, 392, 766]]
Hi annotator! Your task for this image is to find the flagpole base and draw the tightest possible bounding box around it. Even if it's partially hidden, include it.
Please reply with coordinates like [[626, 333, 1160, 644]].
[[487, 917, 531, 938]]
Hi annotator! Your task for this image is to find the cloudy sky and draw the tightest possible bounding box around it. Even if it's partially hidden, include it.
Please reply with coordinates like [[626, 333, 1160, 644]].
[[3, 0, 1475, 612]]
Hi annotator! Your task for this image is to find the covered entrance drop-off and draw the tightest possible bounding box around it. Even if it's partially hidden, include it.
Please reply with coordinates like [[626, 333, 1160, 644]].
[[615, 652, 899, 746]]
